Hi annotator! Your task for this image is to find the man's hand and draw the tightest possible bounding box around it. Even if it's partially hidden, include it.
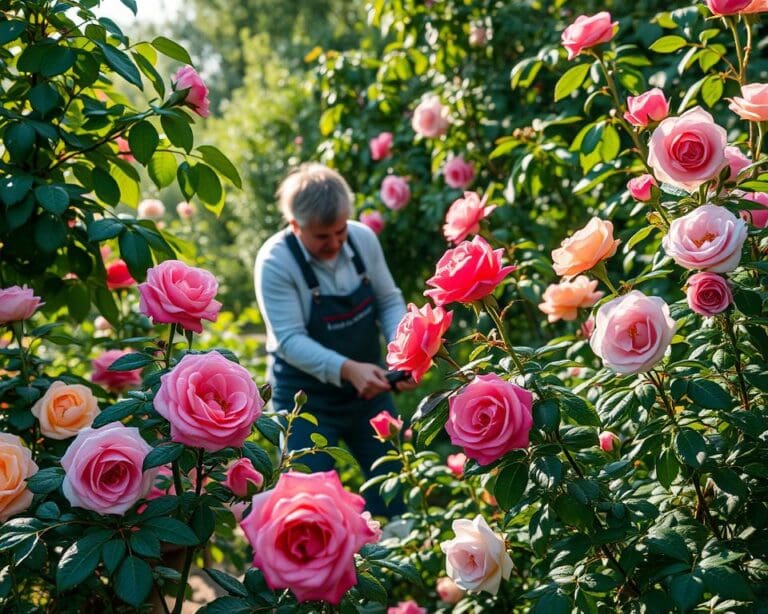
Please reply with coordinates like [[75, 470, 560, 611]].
[[341, 360, 391, 399], [395, 377, 418, 392]]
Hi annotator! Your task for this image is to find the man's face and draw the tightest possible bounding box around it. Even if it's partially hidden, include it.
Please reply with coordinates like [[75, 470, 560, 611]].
[[291, 216, 349, 261]]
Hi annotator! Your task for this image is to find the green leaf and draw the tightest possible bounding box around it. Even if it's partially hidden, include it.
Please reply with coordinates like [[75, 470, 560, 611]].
[[115, 556, 153, 607], [92, 166, 120, 206], [710, 467, 747, 497], [355, 572, 387, 604], [128, 121, 159, 166], [108, 352, 153, 371], [531, 456, 563, 490], [733, 287, 763, 316], [191, 505, 216, 542], [118, 230, 153, 281], [687, 379, 731, 410], [132, 51, 165, 98], [702, 566, 754, 601], [204, 569, 248, 598], [495, 462, 528, 510], [196, 145, 242, 189], [200, 597, 254, 614], [656, 449, 679, 489], [650, 35, 687, 53], [255, 416, 281, 446], [368, 559, 423, 587], [88, 217, 125, 242], [0, 175, 33, 206], [561, 394, 600, 426], [700, 74, 723, 108], [151, 36, 192, 65], [95, 41, 142, 88], [35, 501, 60, 521], [0, 19, 25, 45], [143, 517, 199, 546], [41, 45, 74, 77], [242, 442, 273, 478], [194, 163, 224, 211], [674, 428, 707, 468], [129, 530, 161, 559], [554, 63, 591, 102], [161, 113, 193, 153], [535, 591, 570, 614], [143, 443, 184, 471], [533, 399, 560, 432], [27, 467, 65, 494], [34, 215, 68, 254], [56, 530, 113, 591], [646, 529, 691, 562], [671, 572, 704, 612], [148, 151, 177, 188], [29, 83, 61, 117], [35, 185, 69, 215], [102, 540, 126, 575], [5, 122, 36, 162], [92, 399, 143, 429]]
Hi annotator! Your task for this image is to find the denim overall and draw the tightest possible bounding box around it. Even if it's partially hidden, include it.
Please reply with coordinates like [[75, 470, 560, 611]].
[[270, 231, 402, 516]]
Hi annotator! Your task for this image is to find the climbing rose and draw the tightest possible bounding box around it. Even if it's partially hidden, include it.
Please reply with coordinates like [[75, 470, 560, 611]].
[[0, 434, 38, 522], [105, 259, 136, 290], [728, 83, 768, 122], [412, 95, 450, 138], [443, 156, 475, 189], [443, 191, 496, 244], [388, 602, 427, 614], [369, 411, 404, 441], [225, 458, 264, 497], [137, 198, 165, 219], [741, 192, 768, 227], [380, 175, 411, 210], [706, 0, 751, 14], [31, 381, 100, 440], [437, 576, 464, 604], [724, 146, 751, 183], [446, 452, 467, 477], [599, 431, 619, 452], [359, 210, 385, 235], [561, 12, 617, 60]]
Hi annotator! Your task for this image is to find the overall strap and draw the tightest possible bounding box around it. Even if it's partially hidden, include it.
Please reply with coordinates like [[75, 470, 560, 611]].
[[284, 232, 321, 297], [345, 234, 368, 280]]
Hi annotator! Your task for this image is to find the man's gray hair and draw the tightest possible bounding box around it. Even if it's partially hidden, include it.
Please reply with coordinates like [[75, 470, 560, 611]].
[[277, 163, 354, 227]]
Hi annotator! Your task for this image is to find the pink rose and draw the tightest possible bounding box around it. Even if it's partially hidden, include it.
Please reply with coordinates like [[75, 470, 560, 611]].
[[424, 236, 516, 306], [0, 285, 43, 324], [728, 83, 768, 122], [361, 511, 382, 542], [388, 602, 427, 614], [0, 434, 38, 522], [412, 95, 451, 138], [686, 272, 733, 316], [138, 259, 222, 333], [707, 0, 751, 15], [662, 204, 747, 272], [241, 471, 377, 604], [106, 259, 136, 290], [445, 373, 533, 465], [627, 174, 658, 201], [551, 217, 620, 278], [446, 452, 467, 477], [743, 0, 768, 12], [443, 191, 496, 244], [598, 431, 619, 452], [647, 106, 728, 192], [155, 351, 263, 451], [538, 275, 604, 323], [225, 458, 264, 497], [561, 12, 617, 60], [624, 88, 669, 127], [137, 198, 165, 219], [469, 24, 490, 48], [724, 146, 751, 183], [440, 515, 513, 594], [437, 576, 464, 604], [590, 291, 676, 374], [61, 422, 157, 515], [742, 192, 768, 227], [380, 175, 411, 210], [91, 349, 143, 392], [145, 466, 175, 500], [359, 210, 385, 235], [115, 136, 135, 163], [176, 201, 195, 219], [369, 411, 404, 441], [172, 66, 211, 118], [369, 131, 393, 160], [386, 303, 453, 382], [94, 316, 111, 332], [443, 156, 476, 190]]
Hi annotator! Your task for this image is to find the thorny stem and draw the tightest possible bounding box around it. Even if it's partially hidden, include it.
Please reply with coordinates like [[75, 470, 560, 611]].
[[482, 297, 526, 375], [646, 370, 676, 421], [436, 345, 471, 381], [693, 473, 723, 540], [728, 18, 746, 85], [164, 324, 176, 368], [722, 313, 750, 411]]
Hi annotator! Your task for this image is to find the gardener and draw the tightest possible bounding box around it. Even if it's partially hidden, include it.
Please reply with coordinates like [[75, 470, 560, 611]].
[[254, 163, 414, 516]]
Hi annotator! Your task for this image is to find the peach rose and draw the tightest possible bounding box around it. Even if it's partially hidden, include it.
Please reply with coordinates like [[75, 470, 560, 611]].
[[741, 192, 768, 227], [443, 156, 475, 190], [647, 106, 728, 192], [172, 66, 211, 118], [561, 12, 617, 60], [724, 146, 751, 183], [105, 259, 136, 290], [137, 198, 165, 219], [440, 515, 513, 595], [538, 275, 604, 323], [728, 83, 768, 122], [369, 132, 393, 160], [437, 576, 464, 604], [443, 191, 496, 244], [686, 272, 733, 316], [743, 0, 768, 11], [369, 411, 403, 441], [91, 349, 143, 392], [386, 303, 453, 382], [412, 95, 451, 138], [0, 434, 38, 522], [624, 88, 669, 127], [0, 285, 43, 325], [359, 210, 385, 235], [707, 0, 751, 13], [31, 381, 100, 440], [225, 458, 264, 498], [380, 175, 411, 210], [551, 217, 620, 277], [627, 174, 658, 201]]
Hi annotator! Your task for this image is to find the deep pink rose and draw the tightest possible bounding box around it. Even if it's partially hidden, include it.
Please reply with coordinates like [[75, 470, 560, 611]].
[[225, 458, 264, 497], [424, 236, 516, 306], [443, 156, 476, 190], [662, 204, 747, 272], [742, 192, 768, 227], [598, 431, 619, 452], [380, 175, 411, 210], [561, 12, 617, 60], [728, 83, 768, 122], [624, 88, 669, 127], [412, 95, 451, 138], [138, 259, 221, 333], [137, 198, 165, 219], [707, 0, 751, 14], [647, 106, 728, 192], [686, 272, 732, 316], [241, 471, 378, 604], [724, 146, 752, 183], [627, 174, 658, 201], [386, 303, 453, 382], [0, 285, 43, 324], [590, 291, 675, 374], [359, 210, 385, 235], [445, 373, 533, 466], [106, 259, 136, 290], [443, 191, 496, 244], [61, 422, 157, 515], [369, 411, 404, 441], [369, 132, 393, 160], [446, 452, 467, 477], [388, 602, 427, 614], [91, 349, 143, 392], [155, 351, 263, 451], [172, 66, 211, 118]]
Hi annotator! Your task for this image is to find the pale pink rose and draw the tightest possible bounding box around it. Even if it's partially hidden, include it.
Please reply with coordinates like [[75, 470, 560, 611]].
[[412, 95, 451, 138], [115, 136, 135, 163], [627, 174, 658, 201], [624, 89, 669, 127], [361, 511, 382, 542], [686, 272, 733, 316], [145, 466, 175, 500], [0, 285, 43, 324], [742, 192, 768, 227], [388, 602, 426, 614], [437, 576, 464, 604], [225, 458, 264, 497], [724, 146, 751, 183], [137, 198, 165, 219], [380, 175, 411, 210], [469, 24, 490, 48], [443, 191, 496, 244], [172, 65, 211, 118], [94, 316, 111, 331], [551, 218, 620, 278], [404, 428, 413, 441], [138, 259, 221, 333], [176, 201, 195, 219], [445, 374, 533, 465], [31, 381, 100, 440], [386, 303, 453, 382], [425, 236, 516, 306], [707, 0, 751, 13], [359, 210, 385, 235], [0, 434, 38, 522], [743, 0, 768, 12], [106, 259, 136, 290], [647, 106, 728, 192], [446, 452, 467, 477], [229, 501, 249, 522], [440, 515, 513, 594], [61, 422, 157, 515], [369, 132, 393, 160], [443, 156, 476, 190], [369, 411, 404, 441], [590, 291, 675, 374], [580, 316, 595, 338], [241, 471, 378, 604], [728, 83, 768, 122], [538, 275, 604, 323], [598, 431, 619, 452], [561, 12, 617, 60], [91, 349, 143, 392], [155, 351, 263, 452], [662, 204, 747, 272]]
